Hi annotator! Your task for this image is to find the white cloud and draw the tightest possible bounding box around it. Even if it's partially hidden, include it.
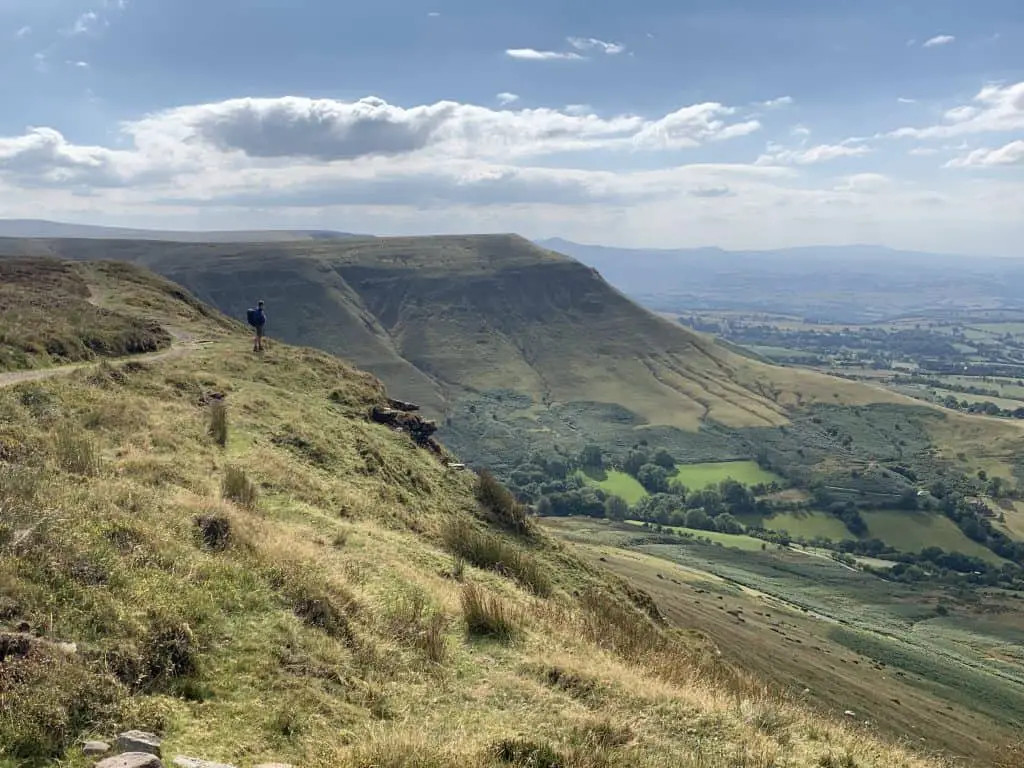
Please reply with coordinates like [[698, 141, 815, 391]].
[[496, 92, 519, 106], [891, 81, 1024, 139], [897, 97, 917, 104], [790, 125, 811, 137], [0, 127, 138, 187], [834, 173, 892, 193], [505, 48, 584, 61], [15, 26, 31, 38], [946, 140, 1024, 168], [123, 96, 760, 164], [757, 142, 871, 165], [67, 60, 90, 68], [71, 11, 99, 35], [909, 147, 939, 156], [0, 92, 1021, 257], [760, 96, 794, 109], [567, 37, 626, 55], [922, 35, 956, 47], [427, 11, 440, 17]]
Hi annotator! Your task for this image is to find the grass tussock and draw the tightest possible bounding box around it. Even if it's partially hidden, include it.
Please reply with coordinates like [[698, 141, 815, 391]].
[[461, 583, 522, 643], [476, 470, 534, 535], [52, 430, 100, 476], [442, 519, 551, 597], [221, 465, 258, 509], [384, 586, 448, 664], [208, 399, 228, 447]]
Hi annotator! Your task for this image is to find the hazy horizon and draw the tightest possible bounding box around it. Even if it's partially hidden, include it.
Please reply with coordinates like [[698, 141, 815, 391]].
[[1, 1, 1022, 256]]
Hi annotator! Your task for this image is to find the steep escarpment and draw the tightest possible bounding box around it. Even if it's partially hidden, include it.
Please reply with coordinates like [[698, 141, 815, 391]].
[[0, 260, 951, 768], [0, 234, 934, 470]]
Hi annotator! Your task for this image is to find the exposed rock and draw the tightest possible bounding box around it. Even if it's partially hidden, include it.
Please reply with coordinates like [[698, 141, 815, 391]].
[[172, 757, 237, 768], [369, 405, 440, 452], [84, 741, 111, 756], [0, 633, 32, 662], [116, 731, 162, 757], [844, 710, 856, 718], [386, 397, 420, 412], [96, 754, 163, 768]]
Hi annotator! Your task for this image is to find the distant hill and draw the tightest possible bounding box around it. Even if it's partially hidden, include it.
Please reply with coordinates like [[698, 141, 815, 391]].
[[0, 254, 974, 768], [538, 238, 1024, 322], [0, 233, 919, 463], [0, 218, 359, 243]]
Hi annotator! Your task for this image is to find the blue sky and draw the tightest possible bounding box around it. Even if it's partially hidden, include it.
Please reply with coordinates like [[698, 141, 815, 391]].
[[1, 0, 1023, 254]]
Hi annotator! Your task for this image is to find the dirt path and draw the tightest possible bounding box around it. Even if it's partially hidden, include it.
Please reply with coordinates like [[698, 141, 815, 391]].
[[0, 335, 212, 390]]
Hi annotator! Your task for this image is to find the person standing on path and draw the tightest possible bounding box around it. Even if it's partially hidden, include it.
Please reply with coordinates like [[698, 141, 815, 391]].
[[248, 300, 267, 352]]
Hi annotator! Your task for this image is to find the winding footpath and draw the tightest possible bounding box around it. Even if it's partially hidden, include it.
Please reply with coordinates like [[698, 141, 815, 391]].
[[0, 336, 211, 390]]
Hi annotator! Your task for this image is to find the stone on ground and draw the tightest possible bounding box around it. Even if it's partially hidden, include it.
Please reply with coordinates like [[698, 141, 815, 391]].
[[96, 753, 163, 768], [116, 731, 162, 756], [84, 740, 111, 756]]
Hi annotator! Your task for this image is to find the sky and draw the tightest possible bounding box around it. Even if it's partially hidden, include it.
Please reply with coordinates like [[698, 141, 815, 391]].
[[1, 0, 1023, 255]]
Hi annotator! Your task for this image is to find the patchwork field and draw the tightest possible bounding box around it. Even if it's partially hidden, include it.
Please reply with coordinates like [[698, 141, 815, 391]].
[[671, 460, 781, 489], [542, 516, 1024, 766], [860, 510, 1007, 564], [579, 469, 648, 504]]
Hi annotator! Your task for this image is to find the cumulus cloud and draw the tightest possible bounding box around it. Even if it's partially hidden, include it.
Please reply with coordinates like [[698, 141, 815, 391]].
[[496, 92, 519, 106], [505, 48, 583, 61], [756, 142, 871, 165], [125, 95, 760, 163], [922, 35, 955, 47], [632, 103, 761, 149], [0, 127, 134, 187], [946, 140, 1024, 168], [909, 147, 939, 156], [897, 97, 917, 104], [71, 11, 99, 35], [67, 60, 90, 68], [567, 37, 626, 55], [891, 81, 1024, 139], [15, 26, 31, 38], [760, 96, 794, 109], [689, 186, 733, 198]]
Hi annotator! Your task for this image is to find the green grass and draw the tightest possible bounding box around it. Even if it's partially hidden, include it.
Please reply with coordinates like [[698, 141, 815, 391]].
[[578, 469, 648, 504], [861, 510, 1007, 564], [757, 511, 852, 542], [0, 259, 173, 372], [671, 461, 781, 490], [622, 519, 767, 551]]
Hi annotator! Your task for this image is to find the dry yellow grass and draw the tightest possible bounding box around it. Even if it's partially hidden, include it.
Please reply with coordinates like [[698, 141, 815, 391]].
[[0, 262, 963, 768]]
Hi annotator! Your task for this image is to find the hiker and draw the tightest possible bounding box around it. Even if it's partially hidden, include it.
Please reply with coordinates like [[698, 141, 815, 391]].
[[247, 300, 267, 352]]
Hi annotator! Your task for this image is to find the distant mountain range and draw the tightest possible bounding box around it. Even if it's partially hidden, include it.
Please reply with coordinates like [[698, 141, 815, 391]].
[[536, 238, 1024, 322], [0, 219, 358, 242], [3, 220, 1020, 323]]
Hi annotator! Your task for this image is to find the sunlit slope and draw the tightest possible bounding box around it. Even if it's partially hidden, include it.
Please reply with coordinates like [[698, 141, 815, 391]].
[[0, 234, 951, 431], [0, 259, 952, 768]]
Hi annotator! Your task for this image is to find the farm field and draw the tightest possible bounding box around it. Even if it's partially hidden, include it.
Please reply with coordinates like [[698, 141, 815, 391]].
[[579, 469, 648, 504], [757, 510, 852, 541], [670, 460, 781, 489], [860, 510, 1007, 564], [541, 516, 1024, 765], [622, 519, 767, 551]]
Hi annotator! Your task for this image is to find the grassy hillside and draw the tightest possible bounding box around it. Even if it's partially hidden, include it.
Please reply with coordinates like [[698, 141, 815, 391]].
[[545, 517, 1024, 766], [0, 260, 959, 768], [0, 235, 927, 449], [0, 259, 178, 371]]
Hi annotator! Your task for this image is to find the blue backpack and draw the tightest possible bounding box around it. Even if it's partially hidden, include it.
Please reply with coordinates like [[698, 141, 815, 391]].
[[246, 308, 263, 328]]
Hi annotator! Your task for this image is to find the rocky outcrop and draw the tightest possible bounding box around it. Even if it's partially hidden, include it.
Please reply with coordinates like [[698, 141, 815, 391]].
[[84, 741, 112, 756], [369, 403, 441, 454], [96, 754, 162, 768], [116, 731, 161, 757]]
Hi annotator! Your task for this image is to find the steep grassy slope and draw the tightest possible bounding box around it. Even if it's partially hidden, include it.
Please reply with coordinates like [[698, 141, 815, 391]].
[[0, 235, 914, 430], [0, 259, 178, 371], [0, 260, 954, 768]]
